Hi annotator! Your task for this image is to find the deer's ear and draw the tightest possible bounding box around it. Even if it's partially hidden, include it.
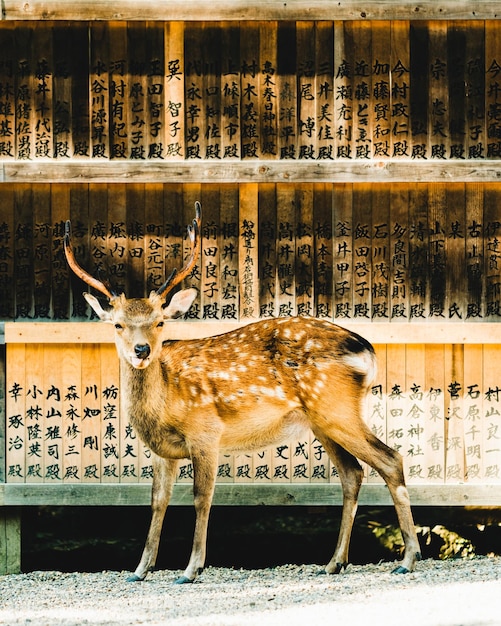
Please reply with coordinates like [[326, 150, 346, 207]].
[[163, 288, 197, 319], [84, 292, 113, 322]]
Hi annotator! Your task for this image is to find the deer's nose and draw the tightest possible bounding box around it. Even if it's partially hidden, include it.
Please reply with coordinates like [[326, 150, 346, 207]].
[[134, 344, 151, 359]]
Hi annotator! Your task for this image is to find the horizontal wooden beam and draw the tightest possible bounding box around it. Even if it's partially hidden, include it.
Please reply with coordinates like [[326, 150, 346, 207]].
[[5, 321, 501, 345], [3, 161, 501, 185], [2, 0, 501, 21], [1, 482, 500, 506]]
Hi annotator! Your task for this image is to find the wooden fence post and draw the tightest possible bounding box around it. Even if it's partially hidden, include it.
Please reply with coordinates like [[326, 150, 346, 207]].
[[0, 508, 21, 575]]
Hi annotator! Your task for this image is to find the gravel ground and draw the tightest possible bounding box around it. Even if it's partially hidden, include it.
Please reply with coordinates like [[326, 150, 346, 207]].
[[1, 557, 500, 626]]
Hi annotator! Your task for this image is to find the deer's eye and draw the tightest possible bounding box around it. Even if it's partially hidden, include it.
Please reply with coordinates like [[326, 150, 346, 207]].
[[114, 323, 123, 330], [157, 321, 164, 328]]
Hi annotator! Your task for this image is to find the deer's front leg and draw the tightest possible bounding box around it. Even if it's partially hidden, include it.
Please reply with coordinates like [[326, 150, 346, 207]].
[[175, 447, 219, 584], [128, 455, 179, 582]]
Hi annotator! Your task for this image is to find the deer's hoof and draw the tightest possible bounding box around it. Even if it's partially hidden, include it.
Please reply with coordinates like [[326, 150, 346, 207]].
[[126, 573, 144, 582], [321, 561, 348, 575], [174, 575, 194, 584], [391, 565, 410, 574]]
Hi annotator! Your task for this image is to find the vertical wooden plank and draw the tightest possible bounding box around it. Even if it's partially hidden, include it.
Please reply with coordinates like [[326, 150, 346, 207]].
[[296, 21, 316, 161], [259, 21, 278, 158], [128, 22, 148, 161], [145, 22, 165, 161], [428, 21, 449, 161], [313, 183, 333, 319], [390, 21, 411, 159], [385, 344, 408, 475], [0, 186, 15, 319], [220, 22, 240, 159], [463, 344, 484, 482], [14, 185, 33, 319], [61, 344, 82, 482], [295, 183, 313, 317], [428, 183, 447, 319], [164, 21, 185, 159], [0, 24, 15, 160], [333, 183, 353, 320], [107, 183, 128, 297], [53, 23, 73, 159], [81, 344, 101, 482], [371, 185, 390, 321], [14, 25, 34, 161], [445, 183, 466, 320], [444, 344, 465, 483], [0, 345, 5, 483], [276, 183, 296, 317], [482, 345, 501, 482], [333, 21, 353, 159], [405, 344, 427, 483], [219, 183, 239, 321], [145, 183, 165, 294], [448, 21, 467, 159], [68, 183, 89, 320], [390, 183, 409, 320], [6, 344, 26, 482], [239, 183, 259, 320], [24, 344, 44, 482], [367, 344, 386, 484], [163, 183, 184, 291], [200, 184, 221, 320], [32, 23, 53, 160], [258, 183, 277, 318], [184, 22, 206, 161], [465, 183, 484, 320], [33, 184, 52, 319], [352, 185, 371, 320], [409, 21, 429, 159], [0, 509, 21, 575], [315, 21, 334, 161], [277, 22, 298, 159], [109, 22, 128, 160], [240, 21, 261, 159], [485, 20, 501, 159], [464, 21, 485, 161], [484, 184, 501, 320], [70, 23, 90, 159], [89, 21, 110, 159], [100, 344, 120, 483], [43, 344, 64, 481], [408, 183, 429, 321], [351, 21, 372, 159], [53, 184, 72, 320], [126, 182, 146, 297], [182, 182, 203, 313], [424, 344, 446, 483], [371, 21, 391, 159]]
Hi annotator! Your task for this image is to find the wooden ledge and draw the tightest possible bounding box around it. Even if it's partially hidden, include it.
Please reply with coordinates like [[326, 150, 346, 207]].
[[5, 321, 501, 345], [2, 0, 500, 22], [3, 161, 501, 185], [1, 483, 501, 507]]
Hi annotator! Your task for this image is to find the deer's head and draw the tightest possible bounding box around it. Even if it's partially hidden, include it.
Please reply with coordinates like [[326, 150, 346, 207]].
[[64, 202, 201, 370]]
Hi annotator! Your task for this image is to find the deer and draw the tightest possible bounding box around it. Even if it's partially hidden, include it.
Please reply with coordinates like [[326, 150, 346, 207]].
[[64, 201, 421, 584]]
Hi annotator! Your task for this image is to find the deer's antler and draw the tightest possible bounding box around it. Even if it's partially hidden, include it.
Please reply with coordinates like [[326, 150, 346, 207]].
[[156, 201, 202, 298], [64, 220, 116, 300]]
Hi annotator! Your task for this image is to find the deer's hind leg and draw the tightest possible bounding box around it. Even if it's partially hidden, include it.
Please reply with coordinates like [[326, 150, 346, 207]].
[[128, 455, 179, 582], [321, 417, 421, 574], [314, 436, 365, 574]]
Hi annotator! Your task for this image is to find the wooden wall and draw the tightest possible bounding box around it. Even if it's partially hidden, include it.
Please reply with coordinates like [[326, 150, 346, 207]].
[[0, 21, 500, 164], [0, 181, 500, 322], [2, 18, 501, 492]]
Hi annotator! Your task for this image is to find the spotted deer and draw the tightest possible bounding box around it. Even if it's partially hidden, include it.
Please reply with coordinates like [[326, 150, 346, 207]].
[[64, 202, 421, 584]]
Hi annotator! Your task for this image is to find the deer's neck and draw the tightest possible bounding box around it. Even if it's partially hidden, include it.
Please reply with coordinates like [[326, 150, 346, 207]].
[[120, 357, 166, 423]]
